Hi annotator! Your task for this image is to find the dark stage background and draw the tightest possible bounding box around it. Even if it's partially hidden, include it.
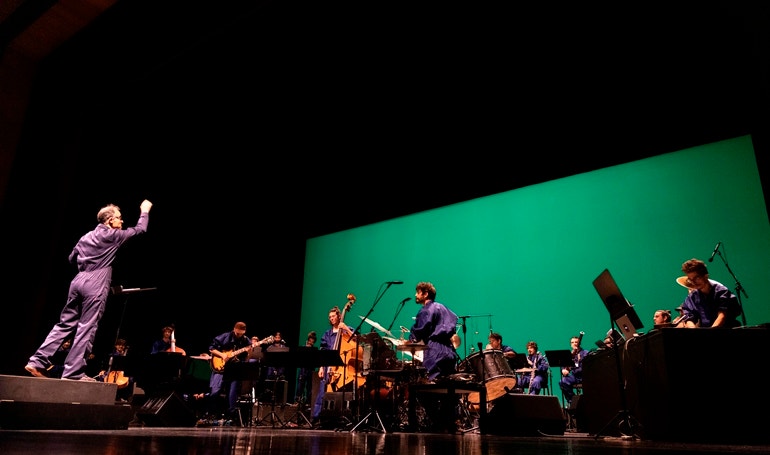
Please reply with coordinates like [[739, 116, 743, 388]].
[[2, 2, 769, 396]]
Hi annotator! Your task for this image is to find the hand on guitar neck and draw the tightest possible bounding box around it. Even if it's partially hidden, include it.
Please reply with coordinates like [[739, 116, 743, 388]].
[[209, 335, 274, 373]]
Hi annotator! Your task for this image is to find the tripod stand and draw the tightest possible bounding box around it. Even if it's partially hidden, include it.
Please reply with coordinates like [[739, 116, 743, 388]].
[[350, 370, 388, 433], [257, 377, 285, 427], [282, 371, 312, 428], [262, 347, 344, 429]]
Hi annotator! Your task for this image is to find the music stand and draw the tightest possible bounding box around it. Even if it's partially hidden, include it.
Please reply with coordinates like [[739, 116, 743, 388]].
[[223, 361, 263, 427], [592, 268, 643, 439], [263, 348, 343, 429], [135, 352, 188, 397], [545, 349, 575, 408]]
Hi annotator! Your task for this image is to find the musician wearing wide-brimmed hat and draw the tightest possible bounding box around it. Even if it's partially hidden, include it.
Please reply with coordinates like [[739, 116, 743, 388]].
[[677, 258, 741, 328]]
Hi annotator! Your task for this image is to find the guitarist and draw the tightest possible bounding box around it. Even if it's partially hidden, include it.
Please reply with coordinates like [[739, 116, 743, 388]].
[[207, 321, 255, 423]]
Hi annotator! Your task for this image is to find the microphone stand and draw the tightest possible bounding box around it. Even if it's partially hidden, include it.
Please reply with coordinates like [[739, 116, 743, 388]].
[[386, 298, 409, 334], [349, 282, 397, 433], [713, 247, 748, 326], [458, 316, 469, 360], [457, 314, 491, 360]]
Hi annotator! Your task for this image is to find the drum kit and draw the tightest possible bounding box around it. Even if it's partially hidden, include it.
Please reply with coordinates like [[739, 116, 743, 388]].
[[358, 316, 519, 407]]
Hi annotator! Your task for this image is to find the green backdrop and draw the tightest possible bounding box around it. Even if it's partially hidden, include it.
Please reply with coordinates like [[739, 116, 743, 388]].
[[300, 135, 770, 372]]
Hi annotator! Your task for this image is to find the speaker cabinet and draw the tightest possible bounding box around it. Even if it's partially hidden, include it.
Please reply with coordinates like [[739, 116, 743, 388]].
[[136, 392, 197, 427], [0, 401, 133, 430], [482, 394, 566, 436]]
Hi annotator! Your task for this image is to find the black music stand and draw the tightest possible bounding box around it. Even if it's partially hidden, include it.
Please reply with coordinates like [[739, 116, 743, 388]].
[[544, 349, 574, 408], [263, 348, 343, 429], [592, 268, 643, 440], [135, 352, 188, 398], [223, 361, 263, 427]]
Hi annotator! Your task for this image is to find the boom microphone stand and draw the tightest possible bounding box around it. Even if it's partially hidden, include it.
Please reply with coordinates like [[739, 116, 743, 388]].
[[712, 243, 748, 326], [349, 281, 400, 433]]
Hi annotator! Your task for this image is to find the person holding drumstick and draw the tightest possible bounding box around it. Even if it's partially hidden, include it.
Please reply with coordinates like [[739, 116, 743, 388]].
[[408, 281, 460, 433], [409, 281, 460, 381]]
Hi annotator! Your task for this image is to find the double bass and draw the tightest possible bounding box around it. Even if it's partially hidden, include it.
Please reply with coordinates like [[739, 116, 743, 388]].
[[326, 293, 366, 392]]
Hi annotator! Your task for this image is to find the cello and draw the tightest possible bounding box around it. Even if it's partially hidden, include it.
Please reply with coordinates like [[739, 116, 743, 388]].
[[326, 293, 366, 392]]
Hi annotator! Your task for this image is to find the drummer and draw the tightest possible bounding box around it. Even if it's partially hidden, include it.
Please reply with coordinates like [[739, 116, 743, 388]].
[[485, 332, 516, 359]]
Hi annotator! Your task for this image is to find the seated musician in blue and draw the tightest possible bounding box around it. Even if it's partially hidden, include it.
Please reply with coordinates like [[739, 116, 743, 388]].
[[486, 332, 516, 359], [559, 335, 589, 406], [518, 340, 550, 395]]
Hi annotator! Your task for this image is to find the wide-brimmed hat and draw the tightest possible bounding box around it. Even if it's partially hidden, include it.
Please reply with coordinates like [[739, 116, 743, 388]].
[[676, 276, 696, 289]]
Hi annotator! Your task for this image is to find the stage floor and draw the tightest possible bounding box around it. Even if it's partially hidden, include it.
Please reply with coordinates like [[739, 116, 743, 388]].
[[1, 426, 769, 455]]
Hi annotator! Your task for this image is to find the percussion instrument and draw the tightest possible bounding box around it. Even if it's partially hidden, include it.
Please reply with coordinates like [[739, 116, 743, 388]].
[[463, 349, 517, 403]]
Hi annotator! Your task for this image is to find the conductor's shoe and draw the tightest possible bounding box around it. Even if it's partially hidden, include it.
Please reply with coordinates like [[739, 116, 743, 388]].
[[24, 364, 48, 378]]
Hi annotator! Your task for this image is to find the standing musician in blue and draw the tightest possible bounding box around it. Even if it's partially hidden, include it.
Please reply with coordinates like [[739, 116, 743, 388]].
[[518, 340, 550, 395], [559, 334, 589, 406], [311, 304, 354, 427], [409, 281, 460, 381], [25, 200, 153, 381]]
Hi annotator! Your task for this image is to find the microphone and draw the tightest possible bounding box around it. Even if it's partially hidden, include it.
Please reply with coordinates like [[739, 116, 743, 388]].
[[478, 342, 485, 356], [386, 281, 404, 285], [708, 241, 722, 262], [400, 297, 412, 304]]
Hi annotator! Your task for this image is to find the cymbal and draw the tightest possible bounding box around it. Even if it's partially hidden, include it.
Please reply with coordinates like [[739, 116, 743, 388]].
[[384, 336, 403, 345], [396, 343, 429, 351], [514, 368, 534, 373], [358, 315, 394, 337]]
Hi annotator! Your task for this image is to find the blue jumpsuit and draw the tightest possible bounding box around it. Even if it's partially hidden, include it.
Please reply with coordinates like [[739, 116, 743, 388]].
[[27, 212, 149, 380], [409, 300, 460, 380]]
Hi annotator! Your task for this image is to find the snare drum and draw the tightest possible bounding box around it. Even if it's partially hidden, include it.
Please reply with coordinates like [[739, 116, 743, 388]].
[[463, 349, 517, 403]]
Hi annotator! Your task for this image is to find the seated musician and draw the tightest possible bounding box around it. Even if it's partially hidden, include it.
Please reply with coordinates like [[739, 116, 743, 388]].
[[558, 335, 589, 407], [517, 340, 550, 395], [207, 321, 256, 425], [652, 309, 673, 329], [97, 338, 134, 402], [485, 332, 516, 358], [151, 326, 186, 355]]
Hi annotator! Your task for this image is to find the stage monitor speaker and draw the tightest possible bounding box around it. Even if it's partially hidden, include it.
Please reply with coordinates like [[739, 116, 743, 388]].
[[0, 401, 133, 430], [136, 391, 197, 427], [482, 394, 566, 436]]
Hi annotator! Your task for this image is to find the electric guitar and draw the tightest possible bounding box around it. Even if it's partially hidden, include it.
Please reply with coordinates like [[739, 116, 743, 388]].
[[209, 335, 274, 373]]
